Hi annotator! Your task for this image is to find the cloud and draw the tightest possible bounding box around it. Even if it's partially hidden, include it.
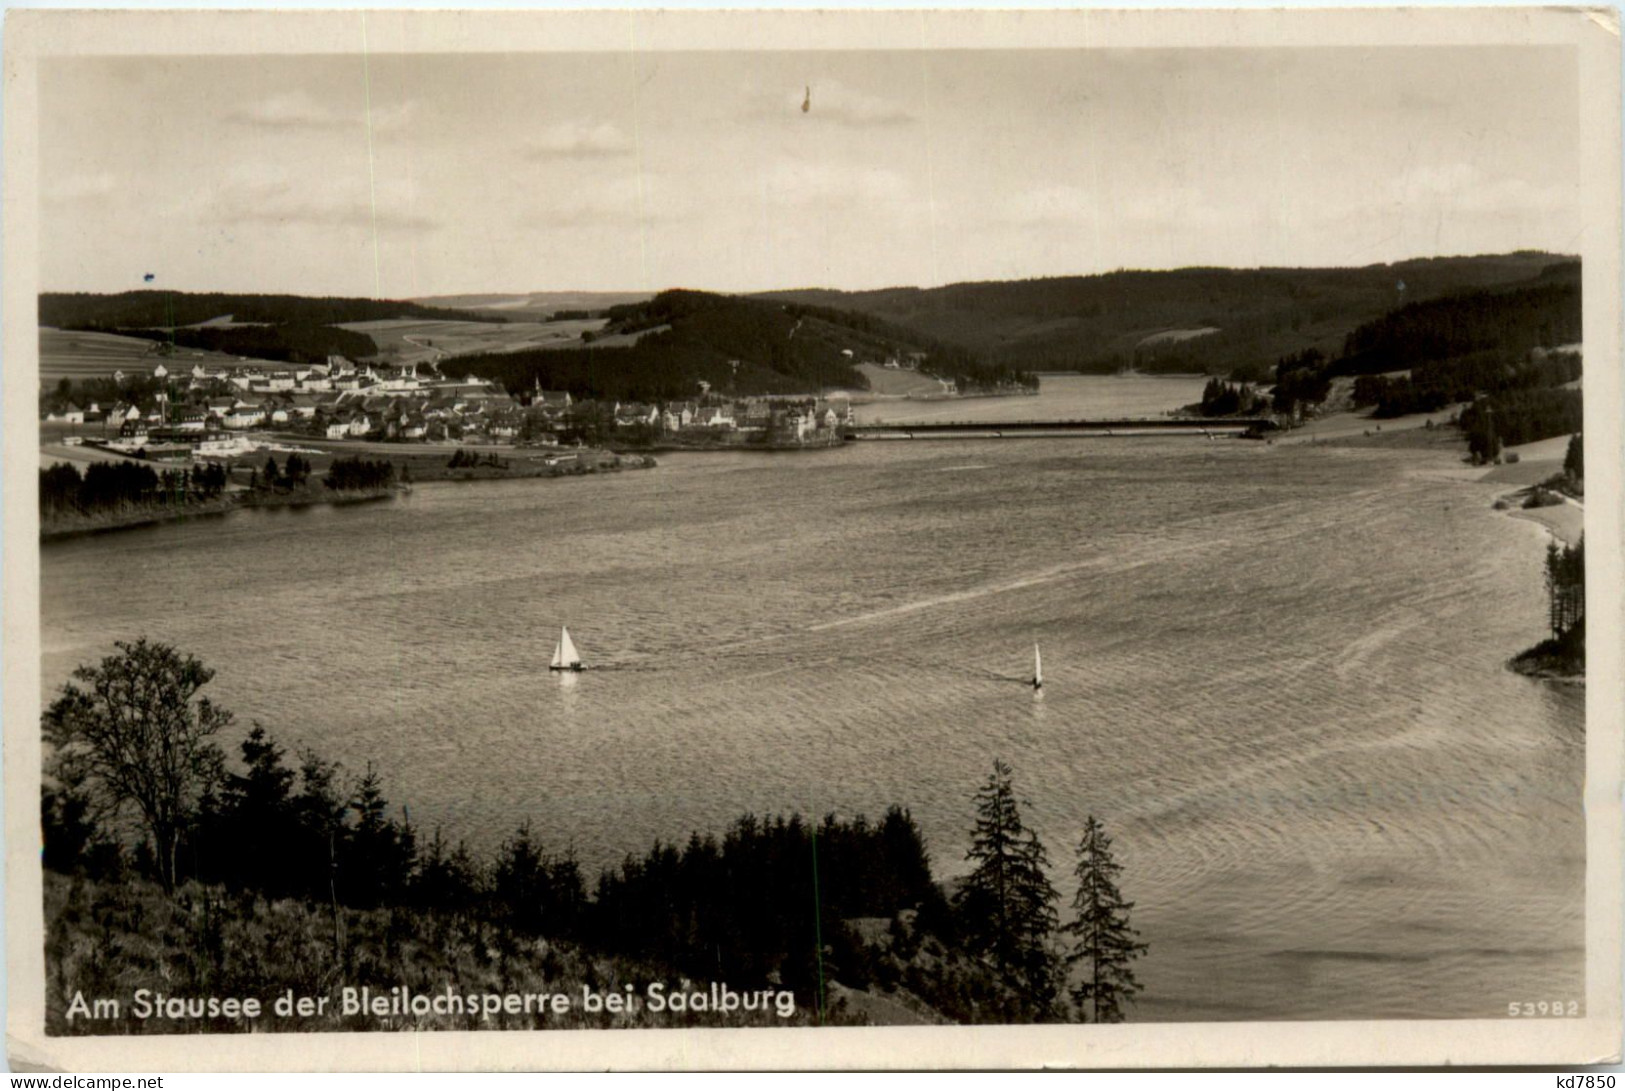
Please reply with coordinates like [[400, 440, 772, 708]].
[[998, 184, 1095, 228], [521, 173, 670, 228], [222, 91, 418, 134], [524, 121, 635, 160], [758, 160, 913, 209], [1383, 162, 1574, 218], [223, 90, 357, 130], [206, 168, 437, 232]]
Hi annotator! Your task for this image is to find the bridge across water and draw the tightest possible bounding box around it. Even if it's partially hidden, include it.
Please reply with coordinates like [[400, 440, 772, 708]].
[[842, 417, 1273, 441]]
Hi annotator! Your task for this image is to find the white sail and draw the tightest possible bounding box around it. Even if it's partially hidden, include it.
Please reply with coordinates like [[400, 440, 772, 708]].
[[1034, 644, 1043, 687], [552, 626, 581, 669]]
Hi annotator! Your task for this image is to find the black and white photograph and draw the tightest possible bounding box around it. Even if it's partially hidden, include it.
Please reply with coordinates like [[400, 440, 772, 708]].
[[4, 7, 1621, 1071]]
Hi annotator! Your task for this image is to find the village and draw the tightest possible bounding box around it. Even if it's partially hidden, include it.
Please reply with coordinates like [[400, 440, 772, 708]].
[[40, 355, 857, 461]]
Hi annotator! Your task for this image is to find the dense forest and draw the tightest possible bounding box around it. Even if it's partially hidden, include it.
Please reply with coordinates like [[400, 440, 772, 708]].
[[1253, 263, 1582, 455], [39, 455, 401, 538], [1334, 267, 1582, 453], [39, 460, 228, 518], [112, 323, 380, 365], [1336, 265, 1580, 374], [451, 290, 1033, 402], [759, 252, 1572, 377], [40, 291, 503, 331], [322, 456, 397, 492], [44, 642, 1146, 1030]]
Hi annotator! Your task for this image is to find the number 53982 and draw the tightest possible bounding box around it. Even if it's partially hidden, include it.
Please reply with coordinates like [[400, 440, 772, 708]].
[[1507, 1000, 1580, 1016]]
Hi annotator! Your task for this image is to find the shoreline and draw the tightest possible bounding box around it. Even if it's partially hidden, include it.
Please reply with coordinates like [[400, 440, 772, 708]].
[[40, 452, 658, 541], [1493, 484, 1585, 685], [611, 435, 846, 454], [1274, 414, 1585, 685], [40, 486, 402, 543]]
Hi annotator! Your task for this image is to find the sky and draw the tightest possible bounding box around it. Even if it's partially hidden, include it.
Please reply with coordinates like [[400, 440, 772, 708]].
[[38, 45, 1581, 298]]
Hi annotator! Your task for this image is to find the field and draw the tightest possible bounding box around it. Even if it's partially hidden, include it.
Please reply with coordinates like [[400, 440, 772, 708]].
[[853, 363, 954, 397], [335, 318, 620, 369], [38, 328, 272, 382], [410, 291, 652, 321], [1137, 327, 1221, 346]]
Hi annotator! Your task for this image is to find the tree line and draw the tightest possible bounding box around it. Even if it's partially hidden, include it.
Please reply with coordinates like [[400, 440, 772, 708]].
[[1259, 267, 1582, 460], [322, 457, 396, 492], [116, 323, 379, 366], [40, 460, 229, 517], [41, 374, 163, 417], [1544, 538, 1585, 644], [1512, 532, 1585, 678], [260, 454, 313, 490], [40, 291, 503, 330], [1458, 388, 1583, 465], [1337, 270, 1580, 374], [1196, 378, 1267, 417], [43, 641, 1147, 1024], [1350, 349, 1580, 420]]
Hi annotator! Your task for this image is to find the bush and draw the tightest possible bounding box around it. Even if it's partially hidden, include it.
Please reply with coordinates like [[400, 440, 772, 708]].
[[1523, 486, 1563, 509]]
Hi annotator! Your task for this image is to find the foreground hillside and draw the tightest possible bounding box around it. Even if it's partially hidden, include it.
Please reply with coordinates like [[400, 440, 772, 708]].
[[759, 252, 1574, 378], [44, 871, 857, 1034]]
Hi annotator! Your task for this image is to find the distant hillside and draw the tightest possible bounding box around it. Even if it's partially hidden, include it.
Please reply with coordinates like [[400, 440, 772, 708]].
[[1335, 261, 1581, 375], [40, 291, 510, 368], [1326, 263, 1582, 452], [41, 291, 505, 332], [758, 252, 1574, 380], [452, 289, 1031, 402], [412, 291, 653, 321]]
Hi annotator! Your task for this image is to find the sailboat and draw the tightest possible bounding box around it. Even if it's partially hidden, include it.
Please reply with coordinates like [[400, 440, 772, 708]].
[[550, 626, 585, 672], [1032, 644, 1043, 690]]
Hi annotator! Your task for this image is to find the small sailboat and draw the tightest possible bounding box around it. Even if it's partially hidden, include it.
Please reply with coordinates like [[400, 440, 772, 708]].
[[1032, 644, 1043, 690], [550, 626, 585, 672]]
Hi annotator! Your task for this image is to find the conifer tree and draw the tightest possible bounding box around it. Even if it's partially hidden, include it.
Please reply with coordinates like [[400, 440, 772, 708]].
[[1565, 432, 1583, 482], [954, 759, 1062, 1021], [1064, 815, 1147, 1023]]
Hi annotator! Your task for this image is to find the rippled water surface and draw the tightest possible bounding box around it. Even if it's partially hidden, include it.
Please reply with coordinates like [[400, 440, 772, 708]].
[[41, 386, 1583, 1022], [852, 373, 1212, 425]]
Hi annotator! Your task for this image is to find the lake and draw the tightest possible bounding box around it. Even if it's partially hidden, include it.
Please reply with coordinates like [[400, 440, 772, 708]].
[[40, 377, 1583, 1022], [850, 372, 1211, 424]]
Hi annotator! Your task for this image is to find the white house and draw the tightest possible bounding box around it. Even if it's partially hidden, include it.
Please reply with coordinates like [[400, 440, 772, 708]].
[[692, 406, 735, 430], [614, 402, 660, 428], [223, 405, 266, 430], [662, 401, 697, 432]]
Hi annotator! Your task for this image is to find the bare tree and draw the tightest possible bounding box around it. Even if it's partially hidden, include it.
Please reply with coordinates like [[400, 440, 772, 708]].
[[43, 638, 229, 892]]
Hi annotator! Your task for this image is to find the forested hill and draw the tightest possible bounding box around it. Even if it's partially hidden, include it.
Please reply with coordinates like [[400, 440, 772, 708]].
[[757, 252, 1574, 379], [39, 291, 505, 331], [1336, 261, 1580, 374], [452, 289, 1031, 402]]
